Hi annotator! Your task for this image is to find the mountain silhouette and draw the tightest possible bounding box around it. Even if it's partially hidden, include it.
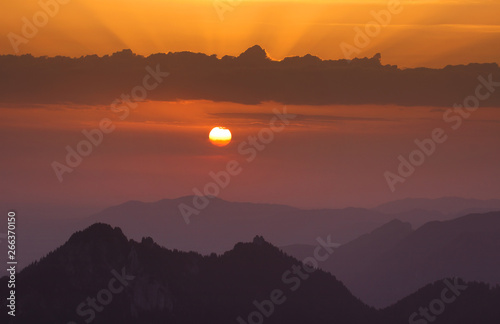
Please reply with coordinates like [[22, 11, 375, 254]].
[[313, 211, 500, 307], [5, 196, 500, 270], [0, 223, 376, 324], [375, 197, 500, 216], [1, 223, 500, 323], [381, 279, 500, 324]]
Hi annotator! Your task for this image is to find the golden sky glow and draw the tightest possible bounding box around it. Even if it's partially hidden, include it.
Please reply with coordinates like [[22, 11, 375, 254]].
[[2, 100, 500, 208], [1, 0, 499, 67]]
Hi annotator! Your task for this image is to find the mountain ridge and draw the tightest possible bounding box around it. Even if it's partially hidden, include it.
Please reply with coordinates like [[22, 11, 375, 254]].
[[5, 195, 500, 272], [2, 222, 500, 324], [311, 211, 500, 307], [2, 223, 377, 324]]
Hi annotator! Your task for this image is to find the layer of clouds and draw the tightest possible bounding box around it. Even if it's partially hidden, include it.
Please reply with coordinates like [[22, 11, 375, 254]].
[[1, 46, 499, 107]]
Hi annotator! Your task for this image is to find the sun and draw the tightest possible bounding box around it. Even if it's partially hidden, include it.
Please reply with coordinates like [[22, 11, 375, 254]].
[[209, 127, 232, 147]]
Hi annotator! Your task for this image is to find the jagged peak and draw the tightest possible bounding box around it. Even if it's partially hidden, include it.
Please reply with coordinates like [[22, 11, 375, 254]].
[[67, 222, 128, 245], [252, 235, 267, 245]]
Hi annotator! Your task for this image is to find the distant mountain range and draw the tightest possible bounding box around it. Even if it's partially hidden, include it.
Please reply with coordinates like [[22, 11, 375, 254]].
[[1, 223, 499, 324], [285, 211, 500, 308], [3, 196, 500, 270], [3, 196, 500, 310], [375, 197, 500, 216], [1, 46, 499, 106]]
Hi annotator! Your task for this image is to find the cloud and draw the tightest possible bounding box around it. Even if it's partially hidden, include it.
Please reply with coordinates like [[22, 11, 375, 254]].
[[1, 46, 499, 107], [209, 112, 392, 122]]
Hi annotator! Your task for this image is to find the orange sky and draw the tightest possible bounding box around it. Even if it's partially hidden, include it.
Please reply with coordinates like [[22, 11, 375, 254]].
[[2, 1, 500, 210], [1, 0, 500, 67], [2, 101, 500, 209]]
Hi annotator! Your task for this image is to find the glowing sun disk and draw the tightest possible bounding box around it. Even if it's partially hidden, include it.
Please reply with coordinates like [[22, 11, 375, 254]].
[[209, 127, 232, 147]]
